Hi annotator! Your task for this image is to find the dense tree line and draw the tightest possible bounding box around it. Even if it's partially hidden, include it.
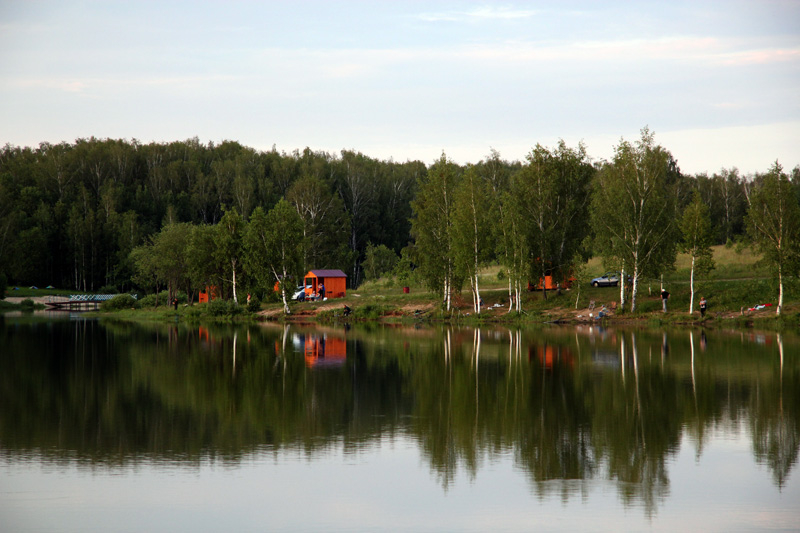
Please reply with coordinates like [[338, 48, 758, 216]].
[[0, 138, 422, 291], [1, 132, 798, 312]]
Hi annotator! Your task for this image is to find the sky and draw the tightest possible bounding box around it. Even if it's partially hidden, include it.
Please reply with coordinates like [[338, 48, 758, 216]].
[[1, 0, 798, 175]]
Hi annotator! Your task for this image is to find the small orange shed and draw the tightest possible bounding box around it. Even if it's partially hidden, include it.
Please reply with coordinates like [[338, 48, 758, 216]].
[[198, 285, 220, 303], [303, 269, 347, 299]]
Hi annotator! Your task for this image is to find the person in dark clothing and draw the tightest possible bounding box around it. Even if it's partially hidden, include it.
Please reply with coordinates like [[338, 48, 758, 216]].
[[699, 296, 707, 318], [661, 288, 670, 312], [172, 298, 178, 310], [343, 305, 351, 317]]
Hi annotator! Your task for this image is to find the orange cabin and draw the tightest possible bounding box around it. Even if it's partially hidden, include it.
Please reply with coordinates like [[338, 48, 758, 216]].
[[528, 270, 575, 291], [198, 285, 220, 303], [303, 269, 347, 299]]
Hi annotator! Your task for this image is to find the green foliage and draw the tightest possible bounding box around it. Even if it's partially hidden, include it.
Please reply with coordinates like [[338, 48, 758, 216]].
[[98, 285, 119, 294], [512, 141, 594, 291], [362, 243, 399, 280], [287, 175, 352, 274], [451, 165, 494, 312], [139, 291, 170, 308], [243, 200, 304, 314], [214, 208, 244, 302], [352, 303, 390, 319], [206, 299, 245, 317], [246, 295, 261, 313], [19, 298, 35, 309], [392, 247, 418, 287], [410, 153, 461, 308], [680, 191, 715, 271], [590, 127, 679, 312], [746, 162, 800, 314], [101, 294, 139, 311]]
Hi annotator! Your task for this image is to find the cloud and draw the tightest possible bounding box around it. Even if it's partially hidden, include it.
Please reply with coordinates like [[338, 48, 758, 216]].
[[417, 6, 536, 23]]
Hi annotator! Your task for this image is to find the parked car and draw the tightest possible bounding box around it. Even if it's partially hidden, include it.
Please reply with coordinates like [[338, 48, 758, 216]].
[[590, 272, 620, 287], [292, 286, 309, 301]]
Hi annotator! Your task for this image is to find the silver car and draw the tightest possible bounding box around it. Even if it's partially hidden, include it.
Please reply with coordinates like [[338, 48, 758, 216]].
[[590, 272, 620, 287]]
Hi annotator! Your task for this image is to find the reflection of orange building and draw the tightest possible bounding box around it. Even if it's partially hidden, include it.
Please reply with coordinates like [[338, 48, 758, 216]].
[[304, 335, 347, 368], [529, 344, 574, 370], [198, 285, 220, 303]]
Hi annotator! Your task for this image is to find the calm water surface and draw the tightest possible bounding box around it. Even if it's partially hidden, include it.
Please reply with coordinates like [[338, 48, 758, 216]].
[[1, 315, 798, 532]]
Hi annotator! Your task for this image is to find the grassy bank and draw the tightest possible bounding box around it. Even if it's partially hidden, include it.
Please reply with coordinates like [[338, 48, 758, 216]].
[[4, 245, 797, 328]]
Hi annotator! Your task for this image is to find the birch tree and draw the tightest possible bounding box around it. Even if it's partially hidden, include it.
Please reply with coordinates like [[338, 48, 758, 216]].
[[410, 153, 460, 311], [513, 141, 594, 299], [745, 161, 800, 315], [590, 128, 678, 312], [499, 191, 529, 313], [452, 165, 492, 313], [243, 201, 304, 314], [287, 175, 350, 272], [214, 208, 244, 304], [680, 191, 715, 314]]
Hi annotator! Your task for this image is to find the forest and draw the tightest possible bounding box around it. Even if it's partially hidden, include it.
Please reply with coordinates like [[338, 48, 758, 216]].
[[1, 129, 799, 313]]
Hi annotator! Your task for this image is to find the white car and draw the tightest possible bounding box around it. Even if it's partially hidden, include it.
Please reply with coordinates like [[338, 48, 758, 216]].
[[292, 286, 310, 301]]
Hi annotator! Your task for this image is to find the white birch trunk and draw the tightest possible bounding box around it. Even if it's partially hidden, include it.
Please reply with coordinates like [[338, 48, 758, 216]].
[[619, 265, 626, 311], [232, 263, 238, 304], [777, 266, 783, 315], [508, 276, 513, 312], [630, 268, 639, 313], [475, 273, 481, 314]]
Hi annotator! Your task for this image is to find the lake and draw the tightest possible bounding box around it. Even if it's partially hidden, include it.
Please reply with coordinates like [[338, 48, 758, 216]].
[[1, 315, 798, 532]]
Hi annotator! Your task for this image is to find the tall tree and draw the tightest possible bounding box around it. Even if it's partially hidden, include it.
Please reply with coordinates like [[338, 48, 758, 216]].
[[680, 191, 715, 314], [452, 165, 492, 313], [746, 161, 800, 315], [513, 141, 594, 299], [591, 128, 678, 312], [287, 175, 351, 273], [243, 201, 304, 314], [214, 208, 244, 303], [186, 224, 220, 301], [410, 154, 461, 311]]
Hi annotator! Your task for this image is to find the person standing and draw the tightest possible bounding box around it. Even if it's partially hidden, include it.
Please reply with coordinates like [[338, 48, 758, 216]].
[[699, 296, 707, 318], [661, 288, 670, 312]]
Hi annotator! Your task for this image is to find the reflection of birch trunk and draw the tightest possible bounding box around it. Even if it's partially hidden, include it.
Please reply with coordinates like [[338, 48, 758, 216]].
[[778, 333, 784, 414], [620, 334, 626, 383], [474, 329, 481, 430], [632, 332, 646, 450], [444, 328, 452, 364], [689, 331, 696, 399], [233, 330, 238, 378]]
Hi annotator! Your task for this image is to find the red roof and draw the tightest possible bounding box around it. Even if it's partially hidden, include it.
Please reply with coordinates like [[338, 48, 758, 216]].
[[307, 269, 347, 278]]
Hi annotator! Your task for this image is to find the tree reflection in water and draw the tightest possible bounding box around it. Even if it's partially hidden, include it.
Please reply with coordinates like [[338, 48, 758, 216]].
[[0, 318, 797, 513]]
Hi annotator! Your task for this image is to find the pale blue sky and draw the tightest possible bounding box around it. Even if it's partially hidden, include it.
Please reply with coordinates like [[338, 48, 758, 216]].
[[1, 1, 798, 174]]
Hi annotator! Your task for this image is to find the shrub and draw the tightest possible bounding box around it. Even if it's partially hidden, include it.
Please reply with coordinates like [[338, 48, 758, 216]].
[[246, 295, 261, 313], [352, 304, 389, 319], [19, 298, 35, 310], [98, 285, 119, 294], [101, 294, 139, 311], [207, 299, 245, 317]]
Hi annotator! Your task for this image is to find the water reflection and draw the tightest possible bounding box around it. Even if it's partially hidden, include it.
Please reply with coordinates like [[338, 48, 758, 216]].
[[0, 317, 798, 515]]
